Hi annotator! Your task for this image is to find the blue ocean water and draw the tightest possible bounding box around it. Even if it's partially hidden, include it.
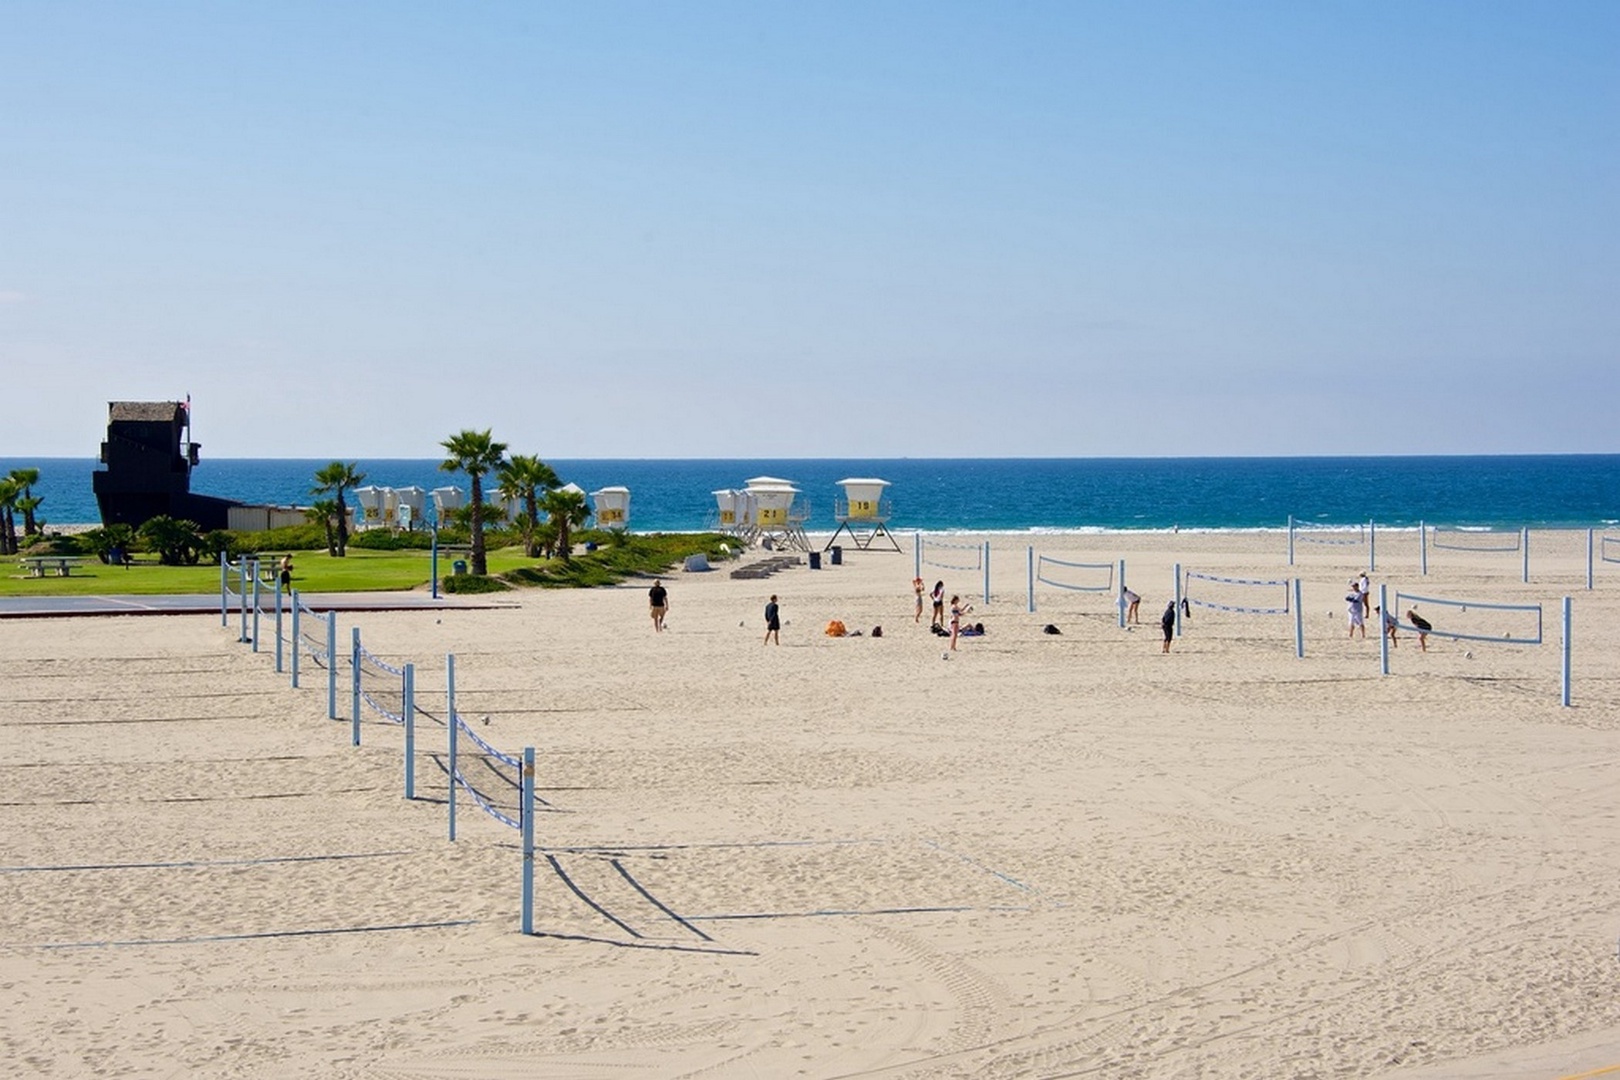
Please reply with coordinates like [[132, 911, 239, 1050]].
[[3, 456, 1617, 533]]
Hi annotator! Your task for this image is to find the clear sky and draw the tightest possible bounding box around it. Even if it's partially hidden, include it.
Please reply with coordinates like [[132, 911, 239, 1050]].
[[2, 1, 1615, 459]]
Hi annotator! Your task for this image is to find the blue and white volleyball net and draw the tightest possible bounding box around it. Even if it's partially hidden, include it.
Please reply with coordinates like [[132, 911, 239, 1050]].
[[355, 638, 407, 725], [1182, 570, 1291, 616], [1430, 527, 1522, 553], [1393, 591, 1543, 646], [1600, 535, 1620, 565], [294, 594, 333, 671], [448, 705, 524, 831], [1028, 553, 1118, 617], [918, 536, 983, 573]]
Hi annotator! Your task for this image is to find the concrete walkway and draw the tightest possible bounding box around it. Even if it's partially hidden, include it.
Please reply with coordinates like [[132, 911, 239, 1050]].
[[0, 591, 517, 619]]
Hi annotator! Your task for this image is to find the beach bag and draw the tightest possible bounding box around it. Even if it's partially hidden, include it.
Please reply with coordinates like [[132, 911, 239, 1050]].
[[1043, 624, 1062, 635], [870, 626, 882, 638], [825, 620, 847, 637]]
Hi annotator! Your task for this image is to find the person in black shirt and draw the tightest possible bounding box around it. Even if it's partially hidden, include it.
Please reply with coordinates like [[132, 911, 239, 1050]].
[[648, 579, 668, 632]]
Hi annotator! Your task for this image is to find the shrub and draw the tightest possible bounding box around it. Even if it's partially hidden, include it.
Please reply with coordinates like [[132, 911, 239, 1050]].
[[442, 573, 511, 594]]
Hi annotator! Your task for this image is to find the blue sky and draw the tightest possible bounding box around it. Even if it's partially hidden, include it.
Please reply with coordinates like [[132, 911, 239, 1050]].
[[2, 1, 1615, 458]]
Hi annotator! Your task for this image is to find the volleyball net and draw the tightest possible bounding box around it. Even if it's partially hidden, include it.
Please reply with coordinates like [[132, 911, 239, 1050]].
[[1600, 535, 1620, 565], [1181, 569, 1291, 616], [355, 634, 408, 726], [1287, 517, 1374, 569], [918, 536, 983, 573], [1430, 527, 1522, 553], [1026, 551, 1124, 622], [1393, 590, 1543, 646]]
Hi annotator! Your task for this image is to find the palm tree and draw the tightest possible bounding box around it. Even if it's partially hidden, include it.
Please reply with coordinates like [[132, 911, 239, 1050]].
[[0, 476, 18, 556], [439, 429, 508, 575], [496, 454, 560, 558], [307, 499, 341, 556], [311, 462, 365, 557], [8, 468, 41, 536], [542, 486, 590, 562]]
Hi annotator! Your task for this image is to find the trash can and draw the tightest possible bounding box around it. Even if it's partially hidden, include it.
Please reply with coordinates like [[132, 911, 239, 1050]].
[[830, 545, 843, 565], [452, 559, 468, 576], [808, 550, 822, 570]]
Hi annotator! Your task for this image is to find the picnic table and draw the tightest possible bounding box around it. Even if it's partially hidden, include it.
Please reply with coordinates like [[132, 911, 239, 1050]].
[[20, 556, 86, 578]]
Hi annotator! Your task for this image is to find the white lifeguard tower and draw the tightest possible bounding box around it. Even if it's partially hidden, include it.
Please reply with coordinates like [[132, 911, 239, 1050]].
[[394, 486, 426, 530], [430, 486, 463, 526], [591, 486, 630, 529], [711, 489, 742, 534], [743, 476, 810, 551], [353, 486, 386, 529], [826, 477, 900, 552]]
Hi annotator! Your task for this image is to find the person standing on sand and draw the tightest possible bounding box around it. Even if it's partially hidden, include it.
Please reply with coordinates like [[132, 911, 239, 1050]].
[[648, 579, 668, 632], [278, 554, 293, 594], [1346, 582, 1366, 639], [1121, 585, 1141, 624], [913, 577, 925, 623], [1160, 600, 1176, 653], [930, 581, 945, 630], [763, 594, 781, 645], [948, 595, 964, 651]]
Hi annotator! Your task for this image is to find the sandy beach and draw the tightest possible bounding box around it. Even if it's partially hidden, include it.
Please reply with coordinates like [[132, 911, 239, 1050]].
[[3, 528, 1619, 1078]]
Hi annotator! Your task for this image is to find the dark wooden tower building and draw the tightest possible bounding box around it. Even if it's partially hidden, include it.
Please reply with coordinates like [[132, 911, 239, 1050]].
[[91, 400, 240, 530]]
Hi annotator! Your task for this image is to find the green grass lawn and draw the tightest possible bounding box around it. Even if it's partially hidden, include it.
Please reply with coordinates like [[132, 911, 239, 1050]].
[[0, 548, 543, 597]]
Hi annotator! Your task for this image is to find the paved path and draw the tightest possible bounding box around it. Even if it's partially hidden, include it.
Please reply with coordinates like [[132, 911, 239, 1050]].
[[0, 592, 517, 619]]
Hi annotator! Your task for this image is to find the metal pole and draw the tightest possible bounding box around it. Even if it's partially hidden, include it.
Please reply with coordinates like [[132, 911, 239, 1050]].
[[431, 526, 440, 600], [403, 663, 416, 799], [1368, 519, 1376, 573], [220, 551, 229, 626], [1588, 528, 1595, 591], [290, 592, 301, 688], [1174, 562, 1183, 638], [1561, 597, 1572, 707], [1287, 514, 1295, 566], [1379, 583, 1390, 676], [521, 746, 536, 935], [1027, 546, 1034, 613], [1420, 520, 1427, 576], [1293, 578, 1304, 658], [238, 556, 249, 643], [250, 559, 261, 652], [326, 612, 337, 720], [914, 532, 921, 581], [1522, 527, 1530, 584], [447, 653, 458, 841], [1117, 559, 1126, 628], [983, 541, 990, 606], [351, 626, 362, 746], [274, 580, 284, 674]]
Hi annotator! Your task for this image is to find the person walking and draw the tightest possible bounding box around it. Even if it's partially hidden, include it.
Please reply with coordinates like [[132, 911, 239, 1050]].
[[278, 554, 294, 594], [1160, 600, 1176, 653], [648, 578, 669, 632], [763, 594, 781, 645]]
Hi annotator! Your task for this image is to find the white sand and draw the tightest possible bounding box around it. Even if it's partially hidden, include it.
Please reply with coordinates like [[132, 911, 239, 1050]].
[[3, 529, 1619, 1078]]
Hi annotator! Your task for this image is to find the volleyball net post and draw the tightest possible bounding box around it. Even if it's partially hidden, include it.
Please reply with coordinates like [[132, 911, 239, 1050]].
[[1420, 521, 1428, 576], [1117, 559, 1127, 628], [1287, 515, 1295, 566], [219, 551, 229, 626], [521, 746, 536, 935], [1026, 547, 1034, 612], [1522, 528, 1530, 584], [350, 626, 362, 747], [403, 663, 417, 799], [1368, 520, 1376, 573], [914, 532, 921, 580], [250, 560, 262, 654], [447, 653, 458, 842], [1173, 562, 1183, 638], [273, 583, 284, 674], [1588, 529, 1595, 591], [326, 612, 338, 720], [1294, 579, 1304, 658], [237, 556, 250, 644], [290, 594, 302, 688], [1561, 597, 1572, 708], [1379, 583, 1390, 676]]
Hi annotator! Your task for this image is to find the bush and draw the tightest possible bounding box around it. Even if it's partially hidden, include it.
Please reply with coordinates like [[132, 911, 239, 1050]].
[[499, 532, 736, 589], [350, 530, 438, 551], [441, 573, 511, 594]]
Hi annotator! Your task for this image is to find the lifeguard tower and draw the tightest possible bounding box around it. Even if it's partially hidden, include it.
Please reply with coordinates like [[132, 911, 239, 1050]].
[[394, 486, 426, 530], [353, 486, 386, 529], [430, 486, 463, 526], [711, 489, 742, 535], [743, 476, 810, 551], [826, 477, 900, 552], [591, 486, 630, 529]]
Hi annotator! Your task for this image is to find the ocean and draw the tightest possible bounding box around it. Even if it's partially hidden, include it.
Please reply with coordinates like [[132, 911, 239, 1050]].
[[3, 456, 1617, 534]]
